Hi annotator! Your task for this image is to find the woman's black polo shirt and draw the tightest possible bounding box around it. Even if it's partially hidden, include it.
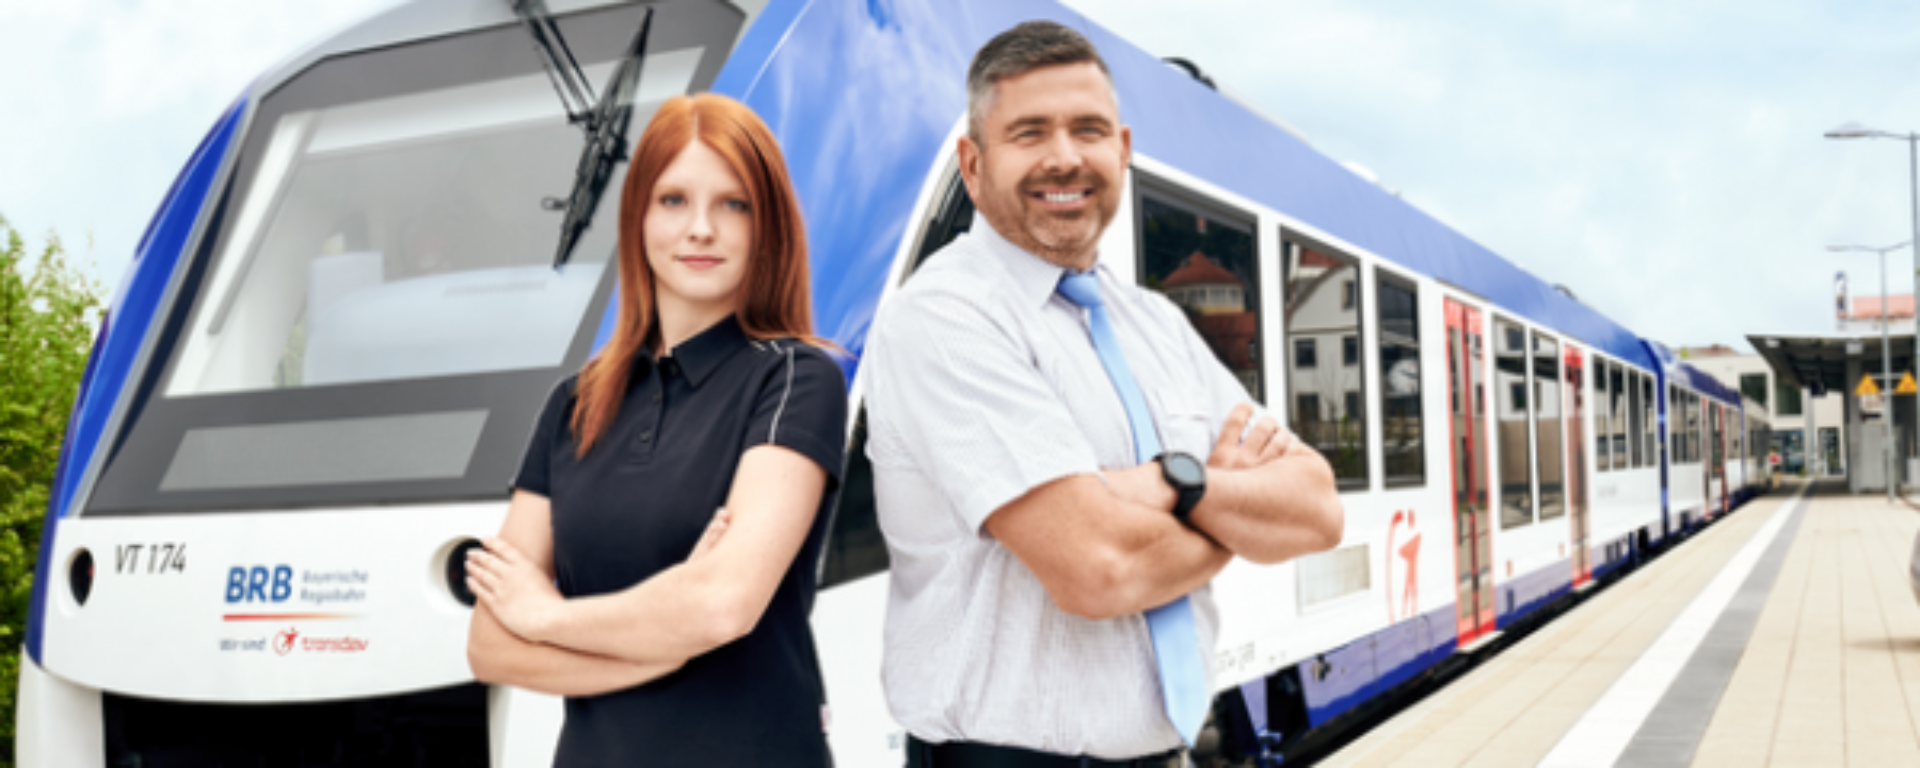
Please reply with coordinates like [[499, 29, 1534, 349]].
[[514, 316, 847, 767]]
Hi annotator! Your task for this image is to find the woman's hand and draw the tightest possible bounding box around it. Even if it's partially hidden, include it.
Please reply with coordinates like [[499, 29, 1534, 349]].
[[467, 537, 565, 643]]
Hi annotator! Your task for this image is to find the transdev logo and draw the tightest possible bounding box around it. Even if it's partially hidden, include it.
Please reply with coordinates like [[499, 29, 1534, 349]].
[[274, 628, 299, 656], [270, 626, 370, 656]]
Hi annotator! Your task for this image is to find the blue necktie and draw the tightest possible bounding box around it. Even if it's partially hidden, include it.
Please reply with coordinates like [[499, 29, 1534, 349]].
[[1056, 270, 1209, 745]]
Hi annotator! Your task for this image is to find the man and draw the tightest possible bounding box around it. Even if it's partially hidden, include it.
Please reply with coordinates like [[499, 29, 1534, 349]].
[[864, 20, 1345, 767]]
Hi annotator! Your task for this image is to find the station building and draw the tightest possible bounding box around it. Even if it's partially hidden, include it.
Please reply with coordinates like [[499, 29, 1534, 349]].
[[1744, 292, 1918, 494]]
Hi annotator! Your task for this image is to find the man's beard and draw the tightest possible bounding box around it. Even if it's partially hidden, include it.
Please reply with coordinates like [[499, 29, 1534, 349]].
[[979, 167, 1114, 269]]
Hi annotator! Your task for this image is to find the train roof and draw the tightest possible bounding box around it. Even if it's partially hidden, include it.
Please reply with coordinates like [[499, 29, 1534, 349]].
[[1063, 8, 1662, 371], [250, 0, 1661, 376], [1645, 341, 1742, 404]]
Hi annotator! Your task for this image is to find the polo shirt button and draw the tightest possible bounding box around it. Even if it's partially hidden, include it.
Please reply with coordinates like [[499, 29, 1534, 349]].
[[640, 430, 654, 442]]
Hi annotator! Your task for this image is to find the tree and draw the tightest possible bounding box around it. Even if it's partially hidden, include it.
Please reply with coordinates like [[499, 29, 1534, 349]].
[[0, 217, 101, 766]]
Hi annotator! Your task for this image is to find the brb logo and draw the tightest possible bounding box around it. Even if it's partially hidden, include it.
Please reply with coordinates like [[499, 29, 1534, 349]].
[[226, 565, 294, 603]]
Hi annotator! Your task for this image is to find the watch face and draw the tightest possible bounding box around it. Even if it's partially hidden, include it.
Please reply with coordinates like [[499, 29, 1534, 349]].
[[1165, 453, 1205, 486]]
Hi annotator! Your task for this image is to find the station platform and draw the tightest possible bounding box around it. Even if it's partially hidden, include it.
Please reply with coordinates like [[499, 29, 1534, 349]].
[[1319, 479, 1920, 767]]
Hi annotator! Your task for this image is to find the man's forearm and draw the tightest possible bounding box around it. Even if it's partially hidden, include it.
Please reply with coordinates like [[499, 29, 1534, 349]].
[[1189, 447, 1344, 564], [1085, 465, 1234, 615]]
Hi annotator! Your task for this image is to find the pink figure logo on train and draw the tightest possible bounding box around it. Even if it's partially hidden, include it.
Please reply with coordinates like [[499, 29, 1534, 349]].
[[1387, 509, 1421, 621]]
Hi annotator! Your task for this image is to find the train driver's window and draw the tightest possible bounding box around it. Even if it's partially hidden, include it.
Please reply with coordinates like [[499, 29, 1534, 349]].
[[1495, 317, 1535, 529], [163, 48, 705, 397], [1134, 178, 1263, 400], [1595, 358, 1611, 472], [1375, 270, 1423, 487], [1283, 233, 1369, 490]]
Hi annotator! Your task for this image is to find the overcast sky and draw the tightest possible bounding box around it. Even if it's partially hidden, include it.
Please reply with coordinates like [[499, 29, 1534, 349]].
[[5, 0, 1919, 353]]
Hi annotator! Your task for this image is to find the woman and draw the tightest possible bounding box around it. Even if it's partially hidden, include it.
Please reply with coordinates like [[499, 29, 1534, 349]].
[[465, 93, 846, 767]]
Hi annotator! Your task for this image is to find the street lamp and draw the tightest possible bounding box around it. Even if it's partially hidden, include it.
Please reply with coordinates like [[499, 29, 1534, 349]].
[[1831, 240, 1913, 502], [1827, 121, 1920, 494]]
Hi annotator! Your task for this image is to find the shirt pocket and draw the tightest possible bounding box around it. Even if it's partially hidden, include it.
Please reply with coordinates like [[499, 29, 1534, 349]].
[[1150, 389, 1216, 460]]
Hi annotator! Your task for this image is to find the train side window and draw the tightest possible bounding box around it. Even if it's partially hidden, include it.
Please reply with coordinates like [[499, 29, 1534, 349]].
[[1495, 317, 1534, 528], [1681, 393, 1693, 463], [1683, 393, 1695, 463], [1135, 176, 1262, 401], [1721, 405, 1731, 463], [1375, 270, 1423, 487], [1667, 384, 1678, 462], [1693, 394, 1704, 464], [1682, 391, 1696, 463], [1619, 365, 1635, 469], [1675, 392, 1686, 464], [1284, 234, 1368, 489], [1534, 333, 1565, 521], [1642, 374, 1655, 464], [1594, 358, 1609, 470]]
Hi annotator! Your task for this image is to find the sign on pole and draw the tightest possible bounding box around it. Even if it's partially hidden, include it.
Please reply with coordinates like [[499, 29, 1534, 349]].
[[1858, 373, 1883, 397], [1898, 372, 1918, 395]]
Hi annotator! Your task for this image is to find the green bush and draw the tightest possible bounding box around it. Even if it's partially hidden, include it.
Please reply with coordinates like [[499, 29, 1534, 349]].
[[0, 217, 101, 766]]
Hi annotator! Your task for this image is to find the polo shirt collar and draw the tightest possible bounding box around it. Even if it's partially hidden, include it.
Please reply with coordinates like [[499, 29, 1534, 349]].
[[971, 212, 1093, 311], [658, 314, 750, 389]]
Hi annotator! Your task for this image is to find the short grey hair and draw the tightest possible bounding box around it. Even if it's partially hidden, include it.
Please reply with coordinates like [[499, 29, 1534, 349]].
[[966, 20, 1116, 144]]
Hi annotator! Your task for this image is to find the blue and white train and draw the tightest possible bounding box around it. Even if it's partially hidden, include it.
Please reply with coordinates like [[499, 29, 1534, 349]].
[[18, 0, 1774, 765]]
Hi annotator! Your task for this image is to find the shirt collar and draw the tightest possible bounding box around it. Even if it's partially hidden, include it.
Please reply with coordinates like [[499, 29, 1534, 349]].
[[655, 314, 750, 388], [971, 212, 1092, 310]]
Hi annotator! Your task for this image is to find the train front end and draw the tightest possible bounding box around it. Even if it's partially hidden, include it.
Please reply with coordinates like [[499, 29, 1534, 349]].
[[18, 2, 747, 764]]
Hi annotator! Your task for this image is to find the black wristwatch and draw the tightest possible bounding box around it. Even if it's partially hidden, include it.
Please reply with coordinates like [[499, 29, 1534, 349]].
[[1155, 451, 1207, 525]]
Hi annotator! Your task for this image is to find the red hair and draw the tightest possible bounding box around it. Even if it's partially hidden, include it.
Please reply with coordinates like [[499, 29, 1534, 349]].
[[571, 93, 827, 456]]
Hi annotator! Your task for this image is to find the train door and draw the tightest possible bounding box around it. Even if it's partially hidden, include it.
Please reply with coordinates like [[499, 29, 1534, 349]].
[[1566, 348, 1590, 586], [1445, 299, 1495, 643]]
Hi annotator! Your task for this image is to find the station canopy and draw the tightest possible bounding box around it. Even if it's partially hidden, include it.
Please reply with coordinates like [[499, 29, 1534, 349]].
[[1747, 332, 1917, 395]]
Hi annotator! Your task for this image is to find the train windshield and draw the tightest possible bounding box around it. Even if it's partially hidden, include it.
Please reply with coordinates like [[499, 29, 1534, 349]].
[[87, 3, 742, 515]]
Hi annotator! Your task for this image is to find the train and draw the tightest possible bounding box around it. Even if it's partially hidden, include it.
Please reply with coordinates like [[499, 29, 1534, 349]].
[[16, 0, 1775, 765]]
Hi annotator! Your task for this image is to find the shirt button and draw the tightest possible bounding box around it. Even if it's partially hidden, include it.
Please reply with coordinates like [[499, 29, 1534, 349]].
[[640, 430, 654, 442], [652, 392, 661, 403]]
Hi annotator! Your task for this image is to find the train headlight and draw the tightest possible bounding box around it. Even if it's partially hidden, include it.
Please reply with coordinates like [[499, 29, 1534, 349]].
[[443, 539, 483, 608], [68, 548, 94, 607]]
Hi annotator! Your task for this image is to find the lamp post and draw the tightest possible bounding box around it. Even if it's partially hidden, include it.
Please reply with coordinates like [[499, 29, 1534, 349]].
[[1831, 240, 1912, 502], [1826, 122, 1920, 494]]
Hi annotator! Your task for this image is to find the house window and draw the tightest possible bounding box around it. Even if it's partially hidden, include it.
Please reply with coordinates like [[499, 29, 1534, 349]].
[[1740, 373, 1768, 407]]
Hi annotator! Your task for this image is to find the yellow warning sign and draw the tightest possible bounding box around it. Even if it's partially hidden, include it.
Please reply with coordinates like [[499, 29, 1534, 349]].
[[1858, 373, 1883, 397], [1901, 372, 1919, 395]]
